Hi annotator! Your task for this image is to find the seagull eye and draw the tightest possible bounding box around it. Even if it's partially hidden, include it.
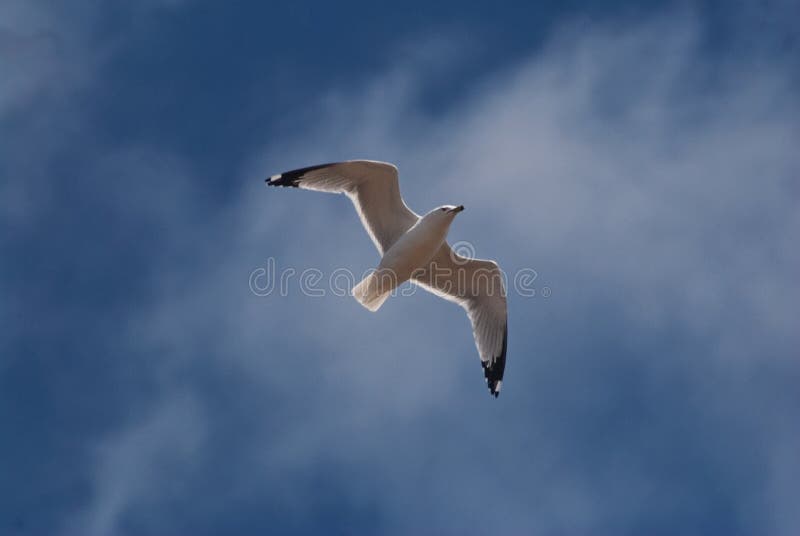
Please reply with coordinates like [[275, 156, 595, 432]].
[[440, 208, 446, 212]]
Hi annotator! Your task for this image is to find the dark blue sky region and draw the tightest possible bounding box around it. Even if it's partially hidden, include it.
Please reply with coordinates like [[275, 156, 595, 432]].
[[2, 1, 799, 535]]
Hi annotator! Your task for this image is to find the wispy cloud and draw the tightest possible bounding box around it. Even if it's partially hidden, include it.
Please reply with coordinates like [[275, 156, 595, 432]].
[[67, 393, 206, 536]]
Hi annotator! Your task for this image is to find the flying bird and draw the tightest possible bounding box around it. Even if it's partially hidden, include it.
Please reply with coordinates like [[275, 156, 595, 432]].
[[266, 160, 507, 397]]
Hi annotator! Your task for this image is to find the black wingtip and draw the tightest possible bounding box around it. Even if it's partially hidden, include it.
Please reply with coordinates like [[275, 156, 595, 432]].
[[266, 162, 337, 188], [481, 325, 508, 398], [265, 173, 299, 188]]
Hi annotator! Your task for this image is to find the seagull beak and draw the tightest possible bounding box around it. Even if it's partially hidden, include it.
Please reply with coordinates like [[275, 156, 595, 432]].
[[449, 205, 465, 214]]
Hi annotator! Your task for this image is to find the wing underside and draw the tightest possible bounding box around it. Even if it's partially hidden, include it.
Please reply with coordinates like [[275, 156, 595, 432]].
[[413, 244, 508, 397], [267, 160, 418, 254]]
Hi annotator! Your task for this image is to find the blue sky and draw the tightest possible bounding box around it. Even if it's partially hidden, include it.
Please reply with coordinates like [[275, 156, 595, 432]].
[[2, 1, 799, 535]]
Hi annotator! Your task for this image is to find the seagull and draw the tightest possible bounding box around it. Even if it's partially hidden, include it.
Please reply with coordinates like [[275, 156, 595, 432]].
[[267, 160, 507, 397]]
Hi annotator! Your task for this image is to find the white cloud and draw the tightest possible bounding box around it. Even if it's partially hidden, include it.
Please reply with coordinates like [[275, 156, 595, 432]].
[[67, 393, 206, 536]]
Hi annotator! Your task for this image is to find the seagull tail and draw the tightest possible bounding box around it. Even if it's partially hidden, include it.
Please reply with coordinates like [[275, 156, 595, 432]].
[[352, 271, 392, 312]]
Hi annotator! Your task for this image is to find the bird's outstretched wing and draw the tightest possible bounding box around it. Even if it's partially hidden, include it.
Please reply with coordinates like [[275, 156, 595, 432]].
[[267, 160, 419, 254], [413, 245, 508, 397]]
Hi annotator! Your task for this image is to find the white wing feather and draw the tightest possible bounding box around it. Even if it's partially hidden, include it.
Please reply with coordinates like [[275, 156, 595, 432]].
[[413, 244, 508, 396], [267, 160, 418, 254]]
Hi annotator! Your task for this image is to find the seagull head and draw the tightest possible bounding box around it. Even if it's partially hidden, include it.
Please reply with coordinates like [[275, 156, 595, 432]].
[[429, 204, 464, 221], [437, 204, 464, 215], [421, 205, 465, 230]]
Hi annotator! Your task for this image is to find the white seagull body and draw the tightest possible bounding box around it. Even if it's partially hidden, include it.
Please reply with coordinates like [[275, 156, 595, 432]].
[[267, 160, 508, 397]]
